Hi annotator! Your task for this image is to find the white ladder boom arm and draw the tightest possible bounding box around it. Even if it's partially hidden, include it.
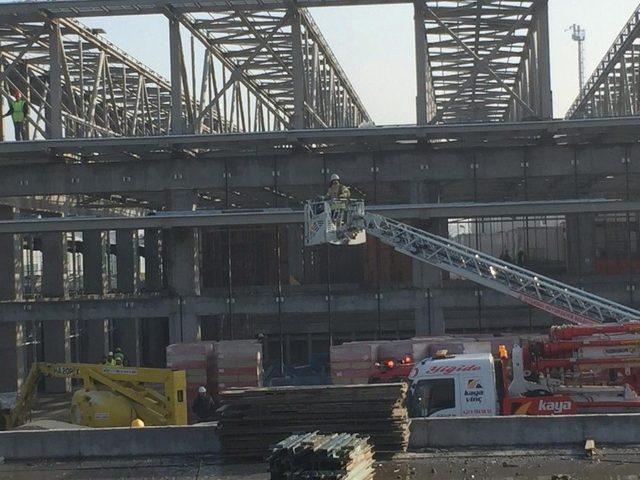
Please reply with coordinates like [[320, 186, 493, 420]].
[[362, 212, 640, 326]]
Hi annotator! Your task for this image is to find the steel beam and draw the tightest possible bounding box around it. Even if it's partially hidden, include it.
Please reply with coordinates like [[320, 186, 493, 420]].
[[0, 200, 636, 234], [169, 17, 185, 135], [47, 21, 63, 139], [0, 117, 636, 158], [0, 0, 411, 21]]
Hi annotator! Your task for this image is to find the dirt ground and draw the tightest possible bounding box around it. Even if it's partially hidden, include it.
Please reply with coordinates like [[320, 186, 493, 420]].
[[2, 447, 640, 480]]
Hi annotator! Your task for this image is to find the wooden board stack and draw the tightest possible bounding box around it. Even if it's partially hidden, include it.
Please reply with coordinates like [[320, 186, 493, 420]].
[[218, 383, 408, 458], [268, 432, 374, 480]]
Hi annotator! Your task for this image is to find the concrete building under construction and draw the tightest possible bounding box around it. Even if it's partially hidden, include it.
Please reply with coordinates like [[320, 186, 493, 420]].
[[1, 0, 640, 394]]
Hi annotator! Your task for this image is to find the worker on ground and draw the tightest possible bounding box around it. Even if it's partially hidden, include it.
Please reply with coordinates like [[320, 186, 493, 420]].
[[114, 347, 125, 365], [3, 91, 28, 141], [192, 386, 216, 422], [104, 351, 116, 366], [325, 174, 350, 200]]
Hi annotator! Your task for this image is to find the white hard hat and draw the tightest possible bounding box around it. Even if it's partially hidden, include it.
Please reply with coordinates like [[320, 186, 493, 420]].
[[330, 173, 340, 182], [198, 386, 206, 394], [108, 351, 113, 356]]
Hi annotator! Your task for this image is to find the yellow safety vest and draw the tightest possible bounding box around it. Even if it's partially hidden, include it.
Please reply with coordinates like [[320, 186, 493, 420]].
[[11, 100, 25, 123]]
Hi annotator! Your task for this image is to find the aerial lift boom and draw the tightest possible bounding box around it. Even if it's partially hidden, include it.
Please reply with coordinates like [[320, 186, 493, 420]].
[[1, 362, 187, 430], [305, 200, 640, 326]]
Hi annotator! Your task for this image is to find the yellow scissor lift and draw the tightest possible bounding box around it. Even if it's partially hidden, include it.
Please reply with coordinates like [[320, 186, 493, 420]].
[[1, 363, 187, 430]]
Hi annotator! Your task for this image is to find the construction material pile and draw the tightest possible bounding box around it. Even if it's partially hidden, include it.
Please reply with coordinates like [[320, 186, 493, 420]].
[[215, 340, 263, 391], [167, 340, 263, 423], [268, 432, 374, 480], [218, 383, 408, 458], [166, 341, 217, 424]]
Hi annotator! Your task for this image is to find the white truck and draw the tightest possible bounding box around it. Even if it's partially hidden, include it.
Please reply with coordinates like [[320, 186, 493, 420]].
[[407, 352, 498, 417]]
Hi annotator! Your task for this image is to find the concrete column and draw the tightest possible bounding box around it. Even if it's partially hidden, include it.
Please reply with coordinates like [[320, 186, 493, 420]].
[[0, 206, 24, 392], [144, 228, 162, 292], [83, 230, 108, 295], [142, 318, 169, 368], [41, 232, 70, 392], [290, 7, 305, 130], [169, 17, 184, 135], [416, 293, 445, 336], [165, 191, 200, 344], [82, 231, 109, 363], [116, 230, 139, 294], [413, 219, 448, 336], [287, 225, 304, 285], [114, 230, 140, 365], [0, 323, 26, 393], [169, 298, 200, 344], [165, 191, 200, 297], [566, 213, 597, 278], [43, 319, 71, 392], [0, 206, 23, 301], [114, 318, 141, 366], [84, 319, 109, 364], [47, 21, 63, 139], [41, 232, 67, 298]]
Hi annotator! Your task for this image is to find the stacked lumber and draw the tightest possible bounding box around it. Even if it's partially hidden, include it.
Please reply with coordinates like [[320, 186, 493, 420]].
[[166, 341, 216, 423], [215, 340, 263, 391], [268, 432, 374, 480], [218, 383, 408, 458]]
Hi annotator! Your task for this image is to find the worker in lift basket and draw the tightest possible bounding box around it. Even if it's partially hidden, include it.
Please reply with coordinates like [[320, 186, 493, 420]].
[[325, 174, 351, 200], [325, 174, 351, 230], [192, 386, 217, 422]]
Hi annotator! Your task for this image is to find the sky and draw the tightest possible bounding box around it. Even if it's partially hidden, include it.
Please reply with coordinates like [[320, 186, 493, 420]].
[[49, 1, 640, 125]]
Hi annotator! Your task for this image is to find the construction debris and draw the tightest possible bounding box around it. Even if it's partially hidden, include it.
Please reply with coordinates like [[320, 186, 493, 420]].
[[268, 432, 374, 480], [585, 439, 596, 458], [217, 383, 408, 458]]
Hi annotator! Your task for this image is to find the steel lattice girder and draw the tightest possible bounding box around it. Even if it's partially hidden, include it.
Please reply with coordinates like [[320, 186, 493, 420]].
[[417, 0, 551, 124], [566, 5, 640, 119], [179, 8, 370, 130], [0, 17, 215, 138]]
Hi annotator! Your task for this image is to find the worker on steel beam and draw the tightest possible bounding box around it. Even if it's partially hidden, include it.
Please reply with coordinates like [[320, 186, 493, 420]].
[[4, 91, 28, 141]]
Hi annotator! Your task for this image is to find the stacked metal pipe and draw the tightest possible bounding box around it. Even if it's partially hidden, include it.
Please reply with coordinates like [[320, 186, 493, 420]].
[[268, 432, 374, 480]]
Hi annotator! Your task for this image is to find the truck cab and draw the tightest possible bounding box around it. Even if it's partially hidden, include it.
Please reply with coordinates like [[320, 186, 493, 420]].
[[407, 352, 499, 418]]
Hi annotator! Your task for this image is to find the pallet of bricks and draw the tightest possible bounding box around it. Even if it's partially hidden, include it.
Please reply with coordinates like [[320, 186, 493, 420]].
[[330, 342, 380, 384], [215, 340, 263, 392], [166, 341, 217, 424], [166, 340, 263, 423], [268, 432, 374, 480], [217, 383, 408, 458]]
